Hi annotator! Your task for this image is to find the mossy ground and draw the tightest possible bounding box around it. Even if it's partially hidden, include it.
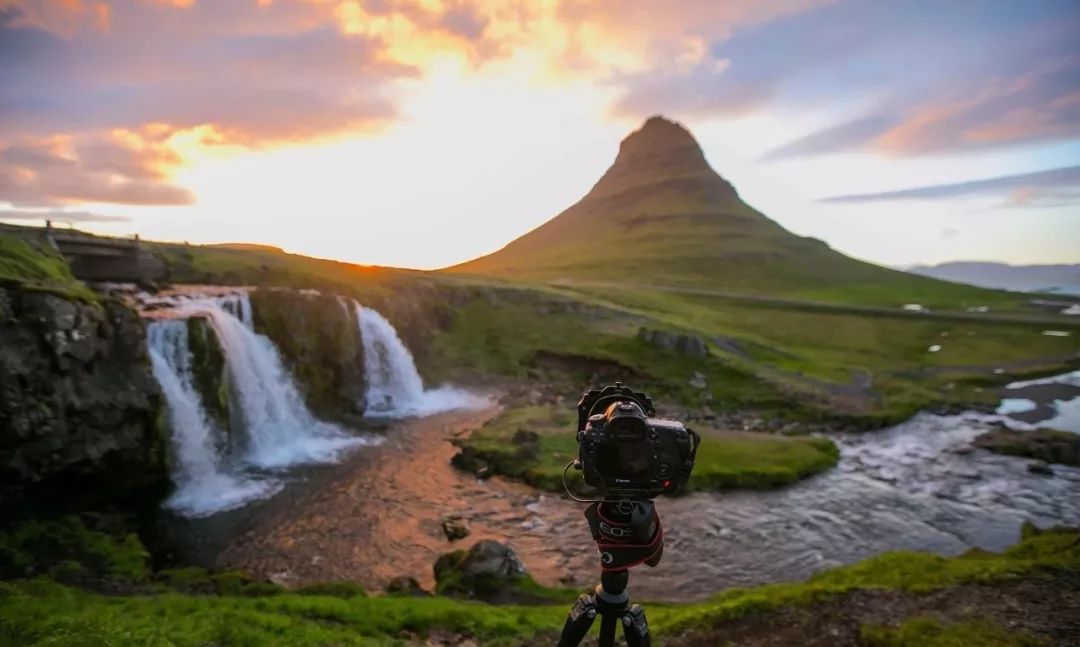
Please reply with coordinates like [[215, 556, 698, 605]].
[[0, 233, 97, 301], [451, 405, 840, 492], [1, 518, 1076, 646]]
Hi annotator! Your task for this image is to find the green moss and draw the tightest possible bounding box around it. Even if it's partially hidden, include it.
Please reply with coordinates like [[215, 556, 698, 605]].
[[860, 617, 1047, 647], [688, 431, 838, 490], [452, 406, 838, 492], [294, 581, 368, 598], [0, 516, 150, 585], [0, 233, 97, 301]]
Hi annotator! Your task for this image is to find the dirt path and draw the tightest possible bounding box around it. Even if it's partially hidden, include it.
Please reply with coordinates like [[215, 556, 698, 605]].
[[217, 406, 595, 593]]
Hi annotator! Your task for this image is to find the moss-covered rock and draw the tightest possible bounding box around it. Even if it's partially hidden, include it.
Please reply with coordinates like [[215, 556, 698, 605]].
[[974, 428, 1080, 466], [433, 540, 530, 600], [186, 315, 230, 438], [249, 288, 365, 423]]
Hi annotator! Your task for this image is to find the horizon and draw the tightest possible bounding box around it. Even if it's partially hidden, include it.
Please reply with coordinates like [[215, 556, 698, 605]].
[[2, 1, 1078, 269]]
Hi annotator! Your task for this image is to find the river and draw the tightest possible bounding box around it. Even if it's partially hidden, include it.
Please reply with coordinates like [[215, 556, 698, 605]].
[[181, 405, 1080, 603]]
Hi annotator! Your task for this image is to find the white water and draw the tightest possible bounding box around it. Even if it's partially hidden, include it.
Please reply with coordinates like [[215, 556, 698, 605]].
[[147, 319, 281, 517], [353, 302, 485, 417], [148, 292, 374, 517]]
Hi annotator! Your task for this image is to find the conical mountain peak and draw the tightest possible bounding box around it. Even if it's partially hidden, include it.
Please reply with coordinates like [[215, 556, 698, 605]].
[[588, 115, 730, 200]]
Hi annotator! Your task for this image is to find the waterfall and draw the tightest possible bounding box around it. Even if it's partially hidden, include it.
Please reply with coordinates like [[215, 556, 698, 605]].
[[147, 319, 280, 517], [352, 301, 484, 417], [147, 291, 373, 517]]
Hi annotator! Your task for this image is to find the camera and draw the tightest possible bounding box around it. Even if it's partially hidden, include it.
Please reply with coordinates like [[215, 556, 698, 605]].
[[576, 382, 699, 497]]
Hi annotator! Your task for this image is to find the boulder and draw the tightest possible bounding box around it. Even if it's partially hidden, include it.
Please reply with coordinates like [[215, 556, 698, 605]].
[[433, 540, 527, 599]]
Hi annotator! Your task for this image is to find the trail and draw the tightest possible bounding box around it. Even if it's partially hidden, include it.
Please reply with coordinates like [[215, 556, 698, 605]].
[[552, 280, 1080, 327]]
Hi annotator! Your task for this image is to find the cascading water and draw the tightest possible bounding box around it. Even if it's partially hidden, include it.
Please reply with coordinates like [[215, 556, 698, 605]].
[[352, 301, 484, 417], [148, 291, 373, 517], [147, 319, 280, 517], [198, 294, 367, 468]]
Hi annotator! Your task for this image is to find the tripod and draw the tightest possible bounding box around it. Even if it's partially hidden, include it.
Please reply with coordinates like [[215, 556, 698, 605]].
[[557, 569, 649, 647], [557, 500, 662, 647]]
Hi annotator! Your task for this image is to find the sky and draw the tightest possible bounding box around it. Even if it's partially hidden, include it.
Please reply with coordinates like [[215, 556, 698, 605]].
[[1, 0, 1078, 270]]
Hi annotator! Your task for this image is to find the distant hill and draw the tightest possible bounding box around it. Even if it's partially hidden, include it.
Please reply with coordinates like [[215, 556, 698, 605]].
[[444, 117, 1001, 306], [907, 262, 1080, 296], [205, 243, 286, 253]]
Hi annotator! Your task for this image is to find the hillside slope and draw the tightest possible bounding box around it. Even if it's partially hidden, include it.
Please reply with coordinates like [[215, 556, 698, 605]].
[[446, 117, 1010, 307]]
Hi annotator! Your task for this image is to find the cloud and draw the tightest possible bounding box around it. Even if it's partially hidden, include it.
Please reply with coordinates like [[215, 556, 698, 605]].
[[0, 208, 130, 222], [0, 130, 194, 207], [820, 165, 1080, 208], [615, 1, 1080, 157]]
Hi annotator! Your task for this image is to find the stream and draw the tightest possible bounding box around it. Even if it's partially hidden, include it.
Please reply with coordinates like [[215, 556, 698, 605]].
[[198, 407, 1080, 603]]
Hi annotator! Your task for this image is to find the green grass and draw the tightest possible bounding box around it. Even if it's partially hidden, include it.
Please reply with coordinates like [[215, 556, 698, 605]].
[[860, 617, 1047, 647], [1, 525, 1075, 646], [0, 233, 97, 301], [451, 406, 840, 492]]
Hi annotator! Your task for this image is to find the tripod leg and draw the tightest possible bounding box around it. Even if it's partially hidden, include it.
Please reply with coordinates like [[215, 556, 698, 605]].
[[557, 593, 597, 647], [621, 604, 650, 647], [598, 613, 619, 647]]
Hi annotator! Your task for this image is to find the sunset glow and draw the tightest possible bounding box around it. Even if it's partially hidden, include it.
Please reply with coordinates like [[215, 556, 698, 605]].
[[2, 0, 1077, 268]]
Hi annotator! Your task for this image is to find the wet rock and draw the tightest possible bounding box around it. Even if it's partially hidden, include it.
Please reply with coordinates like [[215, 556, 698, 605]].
[[433, 540, 527, 599], [0, 286, 167, 514], [974, 428, 1080, 467], [248, 288, 366, 424], [385, 575, 429, 596], [1028, 461, 1054, 476], [441, 515, 471, 541]]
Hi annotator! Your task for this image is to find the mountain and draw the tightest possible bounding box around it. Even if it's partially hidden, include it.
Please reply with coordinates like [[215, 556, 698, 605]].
[[444, 116, 984, 303], [907, 262, 1080, 296]]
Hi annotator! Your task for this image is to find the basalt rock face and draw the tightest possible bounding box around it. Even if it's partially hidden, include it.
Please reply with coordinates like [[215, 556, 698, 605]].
[[249, 288, 366, 423], [0, 285, 167, 515]]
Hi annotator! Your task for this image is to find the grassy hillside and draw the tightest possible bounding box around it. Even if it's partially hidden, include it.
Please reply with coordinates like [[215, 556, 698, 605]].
[[0, 231, 97, 301], [445, 117, 1023, 311]]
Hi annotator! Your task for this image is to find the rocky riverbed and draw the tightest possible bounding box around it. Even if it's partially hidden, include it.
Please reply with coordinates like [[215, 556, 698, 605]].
[[189, 405, 1080, 602]]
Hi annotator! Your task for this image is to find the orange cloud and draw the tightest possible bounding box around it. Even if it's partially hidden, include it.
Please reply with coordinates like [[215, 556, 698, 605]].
[[0, 128, 194, 206], [0, 0, 109, 35]]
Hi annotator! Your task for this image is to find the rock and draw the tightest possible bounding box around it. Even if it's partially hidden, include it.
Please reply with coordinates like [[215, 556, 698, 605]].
[[0, 286, 167, 514], [441, 515, 471, 541], [385, 575, 428, 596], [433, 540, 527, 599], [689, 371, 707, 389], [248, 288, 366, 423], [1028, 461, 1054, 476], [973, 428, 1080, 467], [638, 327, 709, 358]]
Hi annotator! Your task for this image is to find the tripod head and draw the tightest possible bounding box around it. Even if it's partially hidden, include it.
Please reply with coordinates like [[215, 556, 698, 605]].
[[584, 499, 663, 572]]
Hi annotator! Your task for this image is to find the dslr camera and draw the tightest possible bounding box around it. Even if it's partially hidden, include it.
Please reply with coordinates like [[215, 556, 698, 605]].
[[576, 383, 699, 498]]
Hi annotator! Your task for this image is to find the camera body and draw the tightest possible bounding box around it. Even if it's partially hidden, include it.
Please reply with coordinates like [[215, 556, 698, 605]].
[[576, 383, 699, 498]]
